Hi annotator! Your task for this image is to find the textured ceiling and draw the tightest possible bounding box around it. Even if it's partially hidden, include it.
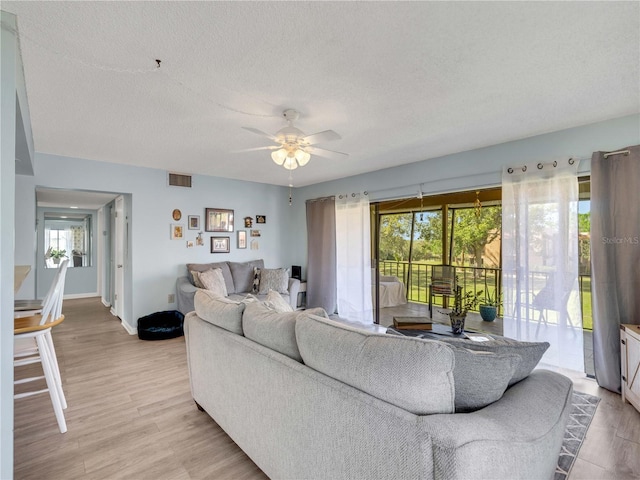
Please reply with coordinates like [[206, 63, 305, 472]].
[[4, 1, 639, 187]]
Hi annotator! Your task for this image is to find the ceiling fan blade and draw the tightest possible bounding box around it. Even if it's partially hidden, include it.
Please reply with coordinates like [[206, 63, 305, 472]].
[[306, 146, 349, 160], [232, 145, 281, 153], [300, 130, 342, 145], [242, 127, 280, 142]]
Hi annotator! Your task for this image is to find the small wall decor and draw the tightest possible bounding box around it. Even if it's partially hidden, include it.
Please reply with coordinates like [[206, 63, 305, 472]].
[[250, 240, 259, 250], [172, 209, 182, 221], [171, 224, 184, 240], [250, 229, 261, 237], [196, 231, 204, 246], [188, 215, 200, 230], [237, 230, 247, 249], [256, 215, 266, 224], [206, 208, 234, 232], [186, 240, 194, 248], [211, 236, 230, 253], [244, 216, 253, 228]]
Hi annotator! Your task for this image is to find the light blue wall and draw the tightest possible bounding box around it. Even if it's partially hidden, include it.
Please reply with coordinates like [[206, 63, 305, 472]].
[[36, 207, 99, 297], [290, 114, 640, 278], [24, 153, 293, 330]]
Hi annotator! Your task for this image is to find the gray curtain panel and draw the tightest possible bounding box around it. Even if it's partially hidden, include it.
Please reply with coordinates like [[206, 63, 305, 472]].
[[306, 197, 337, 314], [591, 144, 640, 392]]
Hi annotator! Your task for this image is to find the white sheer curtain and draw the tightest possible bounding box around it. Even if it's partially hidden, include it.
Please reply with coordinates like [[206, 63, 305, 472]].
[[502, 160, 584, 372], [335, 192, 373, 324]]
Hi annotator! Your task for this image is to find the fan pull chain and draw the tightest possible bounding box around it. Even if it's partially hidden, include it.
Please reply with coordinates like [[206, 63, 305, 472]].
[[288, 171, 294, 206]]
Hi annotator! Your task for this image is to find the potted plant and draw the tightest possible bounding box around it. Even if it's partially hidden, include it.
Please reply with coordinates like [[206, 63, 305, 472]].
[[479, 289, 502, 322], [50, 249, 67, 265], [442, 279, 483, 334]]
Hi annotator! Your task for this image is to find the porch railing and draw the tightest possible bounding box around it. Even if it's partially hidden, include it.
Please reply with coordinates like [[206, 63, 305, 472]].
[[378, 261, 592, 329]]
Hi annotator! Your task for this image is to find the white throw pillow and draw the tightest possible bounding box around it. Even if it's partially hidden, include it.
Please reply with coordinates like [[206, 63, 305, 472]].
[[265, 290, 293, 312], [199, 268, 228, 298]]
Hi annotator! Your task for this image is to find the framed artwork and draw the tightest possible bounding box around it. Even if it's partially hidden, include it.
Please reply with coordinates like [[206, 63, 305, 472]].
[[244, 216, 253, 228], [211, 236, 230, 253], [186, 241, 194, 248], [250, 229, 261, 237], [188, 215, 200, 230], [256, 215, 266, 224], [172, 209, 182, 221], [206, 208, 234, 232], [237, 230, 247, 249], [171, 224, 184, 240]]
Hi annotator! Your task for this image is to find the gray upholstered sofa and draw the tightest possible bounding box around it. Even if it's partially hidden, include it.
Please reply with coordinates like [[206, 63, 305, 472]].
[[184, 291, 573, 480], [176, 259, 300, 314]]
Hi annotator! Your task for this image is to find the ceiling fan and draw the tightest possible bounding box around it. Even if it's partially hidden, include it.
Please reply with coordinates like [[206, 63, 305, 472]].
[[242, 109, 348, 170]]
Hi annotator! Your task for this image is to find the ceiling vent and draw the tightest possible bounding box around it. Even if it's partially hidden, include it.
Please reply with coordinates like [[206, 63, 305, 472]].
[[168, 172, 192, 188]]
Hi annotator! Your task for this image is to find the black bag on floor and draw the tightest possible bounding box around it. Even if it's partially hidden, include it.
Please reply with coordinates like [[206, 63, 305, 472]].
[[137, 310, 184, 340]]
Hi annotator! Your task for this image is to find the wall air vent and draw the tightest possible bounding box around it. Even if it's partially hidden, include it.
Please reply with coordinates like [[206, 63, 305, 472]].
[[168, 172, 192, 188]]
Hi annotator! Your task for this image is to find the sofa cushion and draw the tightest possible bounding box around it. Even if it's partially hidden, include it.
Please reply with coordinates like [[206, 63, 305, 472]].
[[187, 262, 235, 294], [194, 290, 245, 335], [229, 260, 264, 293], [448, 347, 521, 412], [243, 302, 326, 361], [296, 314, 455, 415], [190, 270, 205, 288], [199, 268, 228, 298], [438, 336, 550, 386], [256, 268, 289, 294], [265, 290, 294, 312]]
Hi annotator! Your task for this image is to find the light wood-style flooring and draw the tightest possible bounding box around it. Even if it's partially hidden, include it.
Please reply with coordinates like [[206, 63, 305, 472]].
[[14, 298, 640, 479]]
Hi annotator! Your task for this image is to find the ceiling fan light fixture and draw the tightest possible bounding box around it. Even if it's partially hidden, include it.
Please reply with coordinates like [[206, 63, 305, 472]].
[[283, 156, 298, 170], [295, 149, 311, 167], [271, 148, 287, 165]]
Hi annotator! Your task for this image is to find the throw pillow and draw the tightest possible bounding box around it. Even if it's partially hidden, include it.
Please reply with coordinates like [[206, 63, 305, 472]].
[[258, 268, 289, 295], [447, 346, 521, 412], [229, 260, 264, 293], [198, 268, 228, 298], [191, 270, 206, 288], [252, 267, 260, 294], [265, 290, 294, 313], [438, 336, 550, 386], [194, 289, 245, 335]]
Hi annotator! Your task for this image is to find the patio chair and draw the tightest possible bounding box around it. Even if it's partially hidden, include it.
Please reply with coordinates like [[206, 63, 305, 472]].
[[428, 265, 456, 318]]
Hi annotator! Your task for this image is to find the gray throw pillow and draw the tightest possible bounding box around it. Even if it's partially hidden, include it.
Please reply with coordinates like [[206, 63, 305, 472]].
[[439, 336, 550, 386], [257, 268, 289, 294], [447, 346, 521, 412], [229, 260, 264, 293]]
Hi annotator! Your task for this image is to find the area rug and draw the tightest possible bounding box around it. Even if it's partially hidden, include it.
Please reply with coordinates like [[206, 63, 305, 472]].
[[555, 390, 600, 480]]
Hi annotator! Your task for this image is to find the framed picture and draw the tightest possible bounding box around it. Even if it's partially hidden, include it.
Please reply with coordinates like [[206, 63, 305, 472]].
[[188, 215, 200, 230], [171, 224, 184, 240], [256, 215, 266, 224], [237, 230, 247, 249], [172, 209, 182, 221], [211, 236, 230, 253], [206, 208, 234, 232], [250, 229, 261, 237], [244, 216, 253, 228]]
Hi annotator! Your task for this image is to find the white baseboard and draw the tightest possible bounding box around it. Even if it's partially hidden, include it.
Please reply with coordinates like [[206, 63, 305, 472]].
[[101, 298, 111, 308], [120, 320, 137, 336], [64, 292, 100, 300]]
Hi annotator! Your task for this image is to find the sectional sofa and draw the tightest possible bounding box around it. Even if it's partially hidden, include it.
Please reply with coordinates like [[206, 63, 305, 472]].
[[176, 259, 300, 314], [184, 290, 573, 479]]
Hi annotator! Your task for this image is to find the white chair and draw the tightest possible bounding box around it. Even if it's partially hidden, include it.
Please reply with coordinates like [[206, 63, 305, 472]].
[[372, 270, 407, 308], [14, 259, 69, 433], [15, 260, 67, 316]]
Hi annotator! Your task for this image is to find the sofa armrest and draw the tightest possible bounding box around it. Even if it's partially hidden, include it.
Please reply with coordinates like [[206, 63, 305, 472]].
[[177, 276, 198, 315], [288, 278, 301, 309], [420, 370, 573, 480]]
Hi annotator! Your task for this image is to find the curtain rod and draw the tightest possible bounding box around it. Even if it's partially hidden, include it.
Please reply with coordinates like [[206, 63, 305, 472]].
[[507, 158, 576, 174], [337, 192, 368, 200], [603, 150, 630, 159]]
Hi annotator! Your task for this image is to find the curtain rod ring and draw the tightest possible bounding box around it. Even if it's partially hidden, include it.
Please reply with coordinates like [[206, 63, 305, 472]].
[[553, 161, 558, 167], [568, 158, 575, 165], [537, 163, 543, 169], [507, 167, 514, 174], [522, 165, 527, 172]]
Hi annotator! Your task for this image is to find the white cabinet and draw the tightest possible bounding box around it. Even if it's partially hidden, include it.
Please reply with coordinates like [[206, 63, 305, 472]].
[[621, 324, 640, 413]]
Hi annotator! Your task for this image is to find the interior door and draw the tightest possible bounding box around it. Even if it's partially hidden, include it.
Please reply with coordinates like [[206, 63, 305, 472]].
[[114, 195, 124, 319]]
